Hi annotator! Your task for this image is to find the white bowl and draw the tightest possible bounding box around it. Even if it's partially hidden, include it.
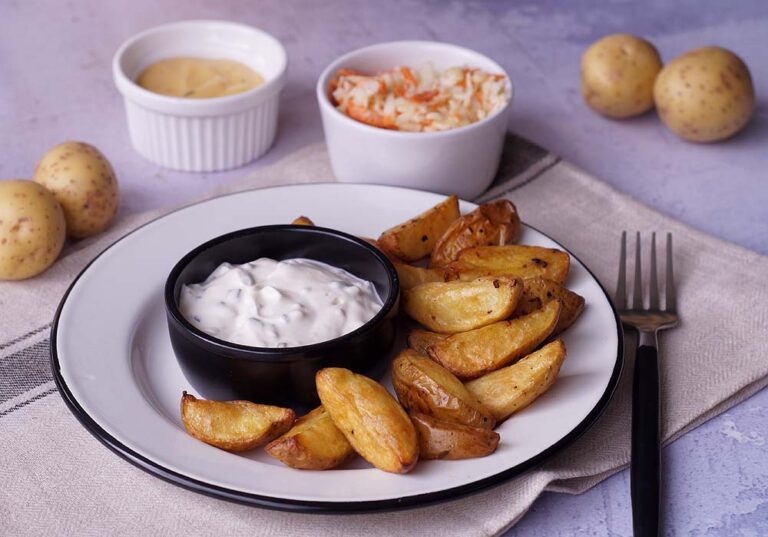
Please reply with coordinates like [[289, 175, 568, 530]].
[[317, 41, 512, 200], [113, 20, 287, 172]]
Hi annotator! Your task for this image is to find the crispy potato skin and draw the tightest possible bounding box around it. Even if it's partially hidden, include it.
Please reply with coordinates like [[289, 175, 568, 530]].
[[448, 245, 570, 284], [180, 392, 295, 452], [265, 406, 354, 470], [316, 368, 418, 474], [428, 300, 561, 379], [392, 349, 495, 429], [291, 215, 315, 226], [402, 276, 522, 333], [410, 412, 500, 460], [465, 340, 567, 421], [407, 329, 449, 355], [378, 195, 460, 261], [515, 278, 585, 335], [429, 200, 521, 267]]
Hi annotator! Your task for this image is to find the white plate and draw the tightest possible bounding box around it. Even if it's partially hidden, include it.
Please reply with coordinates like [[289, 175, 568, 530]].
[[52, 183, 622, 512]]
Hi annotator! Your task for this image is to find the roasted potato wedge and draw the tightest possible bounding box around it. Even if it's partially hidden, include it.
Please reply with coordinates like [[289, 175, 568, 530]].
[[516, 277, 585, 335], [407, 328, 449, 355], [448, 245, 570, 284], [466, 339, 567, 421], [402, 276, 522, 333], [427, 300, 561, 379], [410, 412, 500, 460], [265, 406, 354, 470], [378, 195, 460, 261], [392, 349, 495, 429], [429, 199, 521, 267], [291, 215, 315, 226], [316, 368, 418, 474], [180, 392, 295, 452], [394, 262, 445, 290]]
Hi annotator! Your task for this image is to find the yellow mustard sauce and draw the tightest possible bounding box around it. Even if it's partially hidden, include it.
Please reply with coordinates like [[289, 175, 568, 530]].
[[136, 57, 264, 98]]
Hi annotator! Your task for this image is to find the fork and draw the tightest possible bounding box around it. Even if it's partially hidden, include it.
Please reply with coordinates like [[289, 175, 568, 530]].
[[615, 231, 679, 537]]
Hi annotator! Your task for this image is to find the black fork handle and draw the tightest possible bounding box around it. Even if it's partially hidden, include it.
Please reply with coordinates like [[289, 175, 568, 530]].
[[631, 344, 661, 537]]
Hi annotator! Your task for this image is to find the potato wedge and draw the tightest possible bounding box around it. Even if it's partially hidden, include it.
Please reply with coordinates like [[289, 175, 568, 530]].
[[265, 406, 354, 470], [180, 392, 295, 452], [316, 368, 418, 474], [392, 349, 495, 429], [378, 195, 460, 261], [410, 412, 500, 460], [516, 277, 585, 335], [402, 276, 522, 333], [394, 262, 445, 290], [291, 215, 315, 226], [449, 245, 570, 284], [465, 339, 567, 421], [429, 199, 521, 267], [427, 300, 562, 379], [407, 328, 449, 355]]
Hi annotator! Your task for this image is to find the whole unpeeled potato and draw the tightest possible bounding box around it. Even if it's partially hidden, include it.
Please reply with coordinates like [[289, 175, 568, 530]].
[[0, 180, 66, 280], [581, 33, 663, 118], [33, 141, 119, 238], [654, 46, 754, 142]]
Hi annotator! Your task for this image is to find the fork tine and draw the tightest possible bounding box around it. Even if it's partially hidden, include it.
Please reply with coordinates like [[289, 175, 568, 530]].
[[649, 232, 659, 310], [615, 231, 627, 309], [666, 233, 676, 312], [633, 232, 643, 309]]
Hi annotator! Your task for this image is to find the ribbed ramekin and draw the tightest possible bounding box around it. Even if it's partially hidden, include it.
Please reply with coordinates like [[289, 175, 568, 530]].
[[113, 21, 287, 172]]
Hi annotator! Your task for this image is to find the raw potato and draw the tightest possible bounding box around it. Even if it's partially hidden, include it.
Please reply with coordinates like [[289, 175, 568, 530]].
[[392, 349, 495, 429], [449, 245, 570, 284], [402, 276, 522, 333], [654, 46, 755, 142], [0, 180, 66, 280], [516, 277, 585, 335], [316, 368, 418, 474], [407, 328, 449, 355], [180, 392, 295, 452], [428, 300, 562, 380], [580, 33, 662, 119], [430, 199, 521, 267], [33, 141, 119, 239], [265, 406, 354, 470], [394, 261, 445, 289], [410, 412, 499, 460], [378, 195, 460, 261], [466, 340, 567, 421], [291, 215, 315, 226]]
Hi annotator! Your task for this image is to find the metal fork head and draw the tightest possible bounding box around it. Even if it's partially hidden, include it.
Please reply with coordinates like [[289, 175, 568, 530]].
[[615, 231, 679, 333]]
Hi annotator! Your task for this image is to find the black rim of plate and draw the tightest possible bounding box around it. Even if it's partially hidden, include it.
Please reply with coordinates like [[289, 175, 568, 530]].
[[49, 183, 625, 514]]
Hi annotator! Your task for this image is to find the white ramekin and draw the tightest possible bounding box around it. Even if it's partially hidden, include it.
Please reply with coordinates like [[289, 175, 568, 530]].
[[317, 41, 512, 200], [113, 20, 287, 172]]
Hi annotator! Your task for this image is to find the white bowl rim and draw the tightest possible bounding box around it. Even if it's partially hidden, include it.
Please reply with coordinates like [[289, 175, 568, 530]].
[[316, 40, 514, 139], [113, 20, 287, 114]]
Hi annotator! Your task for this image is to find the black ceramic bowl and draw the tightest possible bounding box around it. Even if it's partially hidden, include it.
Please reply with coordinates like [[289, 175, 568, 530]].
[[164, 225, 400, 406]]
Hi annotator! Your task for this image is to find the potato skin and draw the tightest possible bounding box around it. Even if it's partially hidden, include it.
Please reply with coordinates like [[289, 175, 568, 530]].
[[0, 179, 66, 280], [580, 33, 662, 118], [33, 141, 119, 238], [515, 278, 585, 336], [392, 349, 495, 429], [654, 46, 754, 142], [449, 245, 570, 284], [410, 412, 499, 460], [265, 406, 354, 470], [316, 368, 418, 474], [180, 392, 295, 452], [430, 200, 521, 267]]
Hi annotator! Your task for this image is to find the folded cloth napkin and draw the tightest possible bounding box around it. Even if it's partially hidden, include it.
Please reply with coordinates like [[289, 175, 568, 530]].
[[2, 136, 767, 536]]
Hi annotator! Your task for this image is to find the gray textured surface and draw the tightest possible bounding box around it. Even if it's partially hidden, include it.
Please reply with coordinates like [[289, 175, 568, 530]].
[[0, 1, 766, 534]]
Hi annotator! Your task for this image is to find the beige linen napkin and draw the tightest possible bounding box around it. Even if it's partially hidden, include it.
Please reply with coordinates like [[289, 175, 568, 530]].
[[2, 137, 767, 536]]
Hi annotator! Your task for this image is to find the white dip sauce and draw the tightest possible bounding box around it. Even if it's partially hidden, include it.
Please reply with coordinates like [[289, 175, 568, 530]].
[[179, 258, 383, 348]]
